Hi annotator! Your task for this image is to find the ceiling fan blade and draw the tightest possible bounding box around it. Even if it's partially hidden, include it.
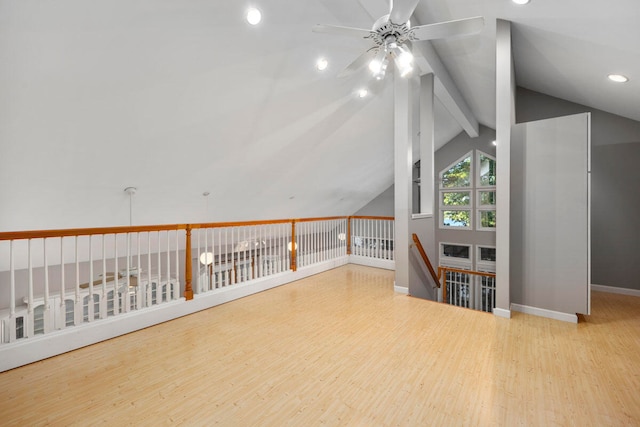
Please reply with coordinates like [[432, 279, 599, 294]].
[[357, 0, 391, 22], [338, 49, 378, 78], [411, 16, 485, 41], [312, 24, 374, 40], [389, 0, 420, 24]]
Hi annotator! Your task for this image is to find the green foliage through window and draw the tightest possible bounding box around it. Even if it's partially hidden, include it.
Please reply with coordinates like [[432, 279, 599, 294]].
[[443, 210, 471, 227], [480, 210, 496, 228], [442, 192, 471, 206], [442, 155, 471, 188], [479, 191, 496, 206]]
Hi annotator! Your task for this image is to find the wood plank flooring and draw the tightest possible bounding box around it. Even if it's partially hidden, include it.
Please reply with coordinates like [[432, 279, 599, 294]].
[[1, 264, 639, 426]]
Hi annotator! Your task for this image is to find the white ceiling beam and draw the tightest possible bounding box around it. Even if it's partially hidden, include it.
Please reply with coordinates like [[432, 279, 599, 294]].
[[414, 41, 480, 138]]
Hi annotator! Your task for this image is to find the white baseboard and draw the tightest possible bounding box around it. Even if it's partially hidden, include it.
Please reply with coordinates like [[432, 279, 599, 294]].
[[511, 303, 578, 323], [493, 307, 511, 319], [591, 284, 640, 297], [348, 255, 395, 270], [0, 257, 349, 373], [394, 285, 409, 295]]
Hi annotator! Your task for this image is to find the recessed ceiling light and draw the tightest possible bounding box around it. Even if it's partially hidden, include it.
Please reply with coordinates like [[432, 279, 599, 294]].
[[512, 0, 530, 4], [358, 88, 368, 98], [246, 8, 262, 25], [608, 74, 629, 83], [316, 57, 328, 71]]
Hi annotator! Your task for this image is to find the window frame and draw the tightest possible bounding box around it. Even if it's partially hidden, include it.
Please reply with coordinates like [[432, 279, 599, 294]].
[[476, 151, 496, 232], [439, 151, 474, 230]]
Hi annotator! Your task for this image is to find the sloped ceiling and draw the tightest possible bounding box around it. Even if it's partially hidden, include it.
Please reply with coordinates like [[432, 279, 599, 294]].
[[1, 0, 638, 231]]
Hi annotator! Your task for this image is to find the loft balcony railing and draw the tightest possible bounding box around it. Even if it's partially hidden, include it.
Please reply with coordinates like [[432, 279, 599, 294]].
[[412, 233, 496, 314], [0, 216, 394, 350], [439, 266, 496, 313]]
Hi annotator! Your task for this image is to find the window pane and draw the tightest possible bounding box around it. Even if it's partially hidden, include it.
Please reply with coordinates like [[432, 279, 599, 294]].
[[479, 154, 496, 186], [479, 247, 496, 262], [442, 244, 470, 259], [442, 210, 471, 227], [479, 191, 496, 205], [442, 156, 471, 188], [480, 210, 496, 228], [442, 191, 470, 206]]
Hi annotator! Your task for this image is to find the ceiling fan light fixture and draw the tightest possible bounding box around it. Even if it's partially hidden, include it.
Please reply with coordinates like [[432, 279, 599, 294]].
[[246, 7, 262, 25], [608, 74, 629, 83], [394, 45, 414, 78]]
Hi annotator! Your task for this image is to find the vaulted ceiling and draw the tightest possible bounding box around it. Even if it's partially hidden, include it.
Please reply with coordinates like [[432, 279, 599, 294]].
[[1, 0, 638, 231]]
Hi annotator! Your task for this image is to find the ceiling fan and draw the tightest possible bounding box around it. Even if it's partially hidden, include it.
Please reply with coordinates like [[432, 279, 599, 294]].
[[313, 0, 483, 80]]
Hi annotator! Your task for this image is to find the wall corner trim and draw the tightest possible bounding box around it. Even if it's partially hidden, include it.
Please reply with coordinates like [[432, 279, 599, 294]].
[[394, 285, 409, 295], [511, 303, 578, 323], [493, 307, 511, 319]]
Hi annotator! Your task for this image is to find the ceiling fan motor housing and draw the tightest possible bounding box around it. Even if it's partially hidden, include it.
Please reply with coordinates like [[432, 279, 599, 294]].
[[370, 14, 414, 48]]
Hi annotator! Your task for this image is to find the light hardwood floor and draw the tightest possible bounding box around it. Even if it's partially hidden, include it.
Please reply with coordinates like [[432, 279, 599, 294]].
[[1, 264, 639, 426]]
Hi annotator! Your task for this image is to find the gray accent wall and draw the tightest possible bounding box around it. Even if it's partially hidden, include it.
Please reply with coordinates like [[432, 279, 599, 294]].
[[517, 87, 640, 290], [591, 142, 640, 290], [354, 185, 395, 217]]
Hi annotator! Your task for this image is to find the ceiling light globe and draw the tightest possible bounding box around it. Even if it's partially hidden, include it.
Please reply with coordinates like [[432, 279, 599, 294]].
[[246, 8, 262, 25], [316, 58, 328, 71], [369, 59, 382, 73], [608, 74, 629, 83]]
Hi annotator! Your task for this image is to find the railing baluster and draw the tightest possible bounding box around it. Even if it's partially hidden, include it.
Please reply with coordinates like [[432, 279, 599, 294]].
[[10, 241, 15, 335], [43, 239, 49, 332], [114, 234, 119, 315], [59, 238, 65, 329], [174, 229, 180, 300], [156, 231, 161, 303], [89, 235, 94, 321], [147, 233, 152, 307]]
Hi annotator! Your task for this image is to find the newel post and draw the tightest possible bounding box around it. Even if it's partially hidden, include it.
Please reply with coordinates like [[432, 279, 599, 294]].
[[184, 225, 193, 300], [347, 217, 352, 255], [290, 220, 297, 272]]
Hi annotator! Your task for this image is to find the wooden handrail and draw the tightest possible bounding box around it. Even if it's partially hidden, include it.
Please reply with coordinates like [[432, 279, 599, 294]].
[[0, 224, 187, 241], [0, 216, 396, 241], [349, 215, 395, 221], [438, 266, 495, 278], [411, 233, 440, 287]]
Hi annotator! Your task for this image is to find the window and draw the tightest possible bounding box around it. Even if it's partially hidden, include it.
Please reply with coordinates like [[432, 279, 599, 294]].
[[439, 152, 473, 229], [107, 291, 115, 316], [476, 246, 496, 313], [476, 151, 496, 231], [83, 294, 100, 322], [440, 243, 472, 268], [478, 152, 496, 187], [65, 300, 75, 326], [34, 305, 45, 335], [15, 316, 24, 339]]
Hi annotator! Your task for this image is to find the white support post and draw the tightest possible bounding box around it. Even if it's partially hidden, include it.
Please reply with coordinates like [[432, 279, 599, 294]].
[[494, 19, 515, 319], [420, 73, 435, 215], [393, 73, 416, 290]]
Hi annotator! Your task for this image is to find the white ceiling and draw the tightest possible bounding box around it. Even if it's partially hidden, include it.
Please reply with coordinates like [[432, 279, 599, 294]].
[[1, 0, 638, 231]]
